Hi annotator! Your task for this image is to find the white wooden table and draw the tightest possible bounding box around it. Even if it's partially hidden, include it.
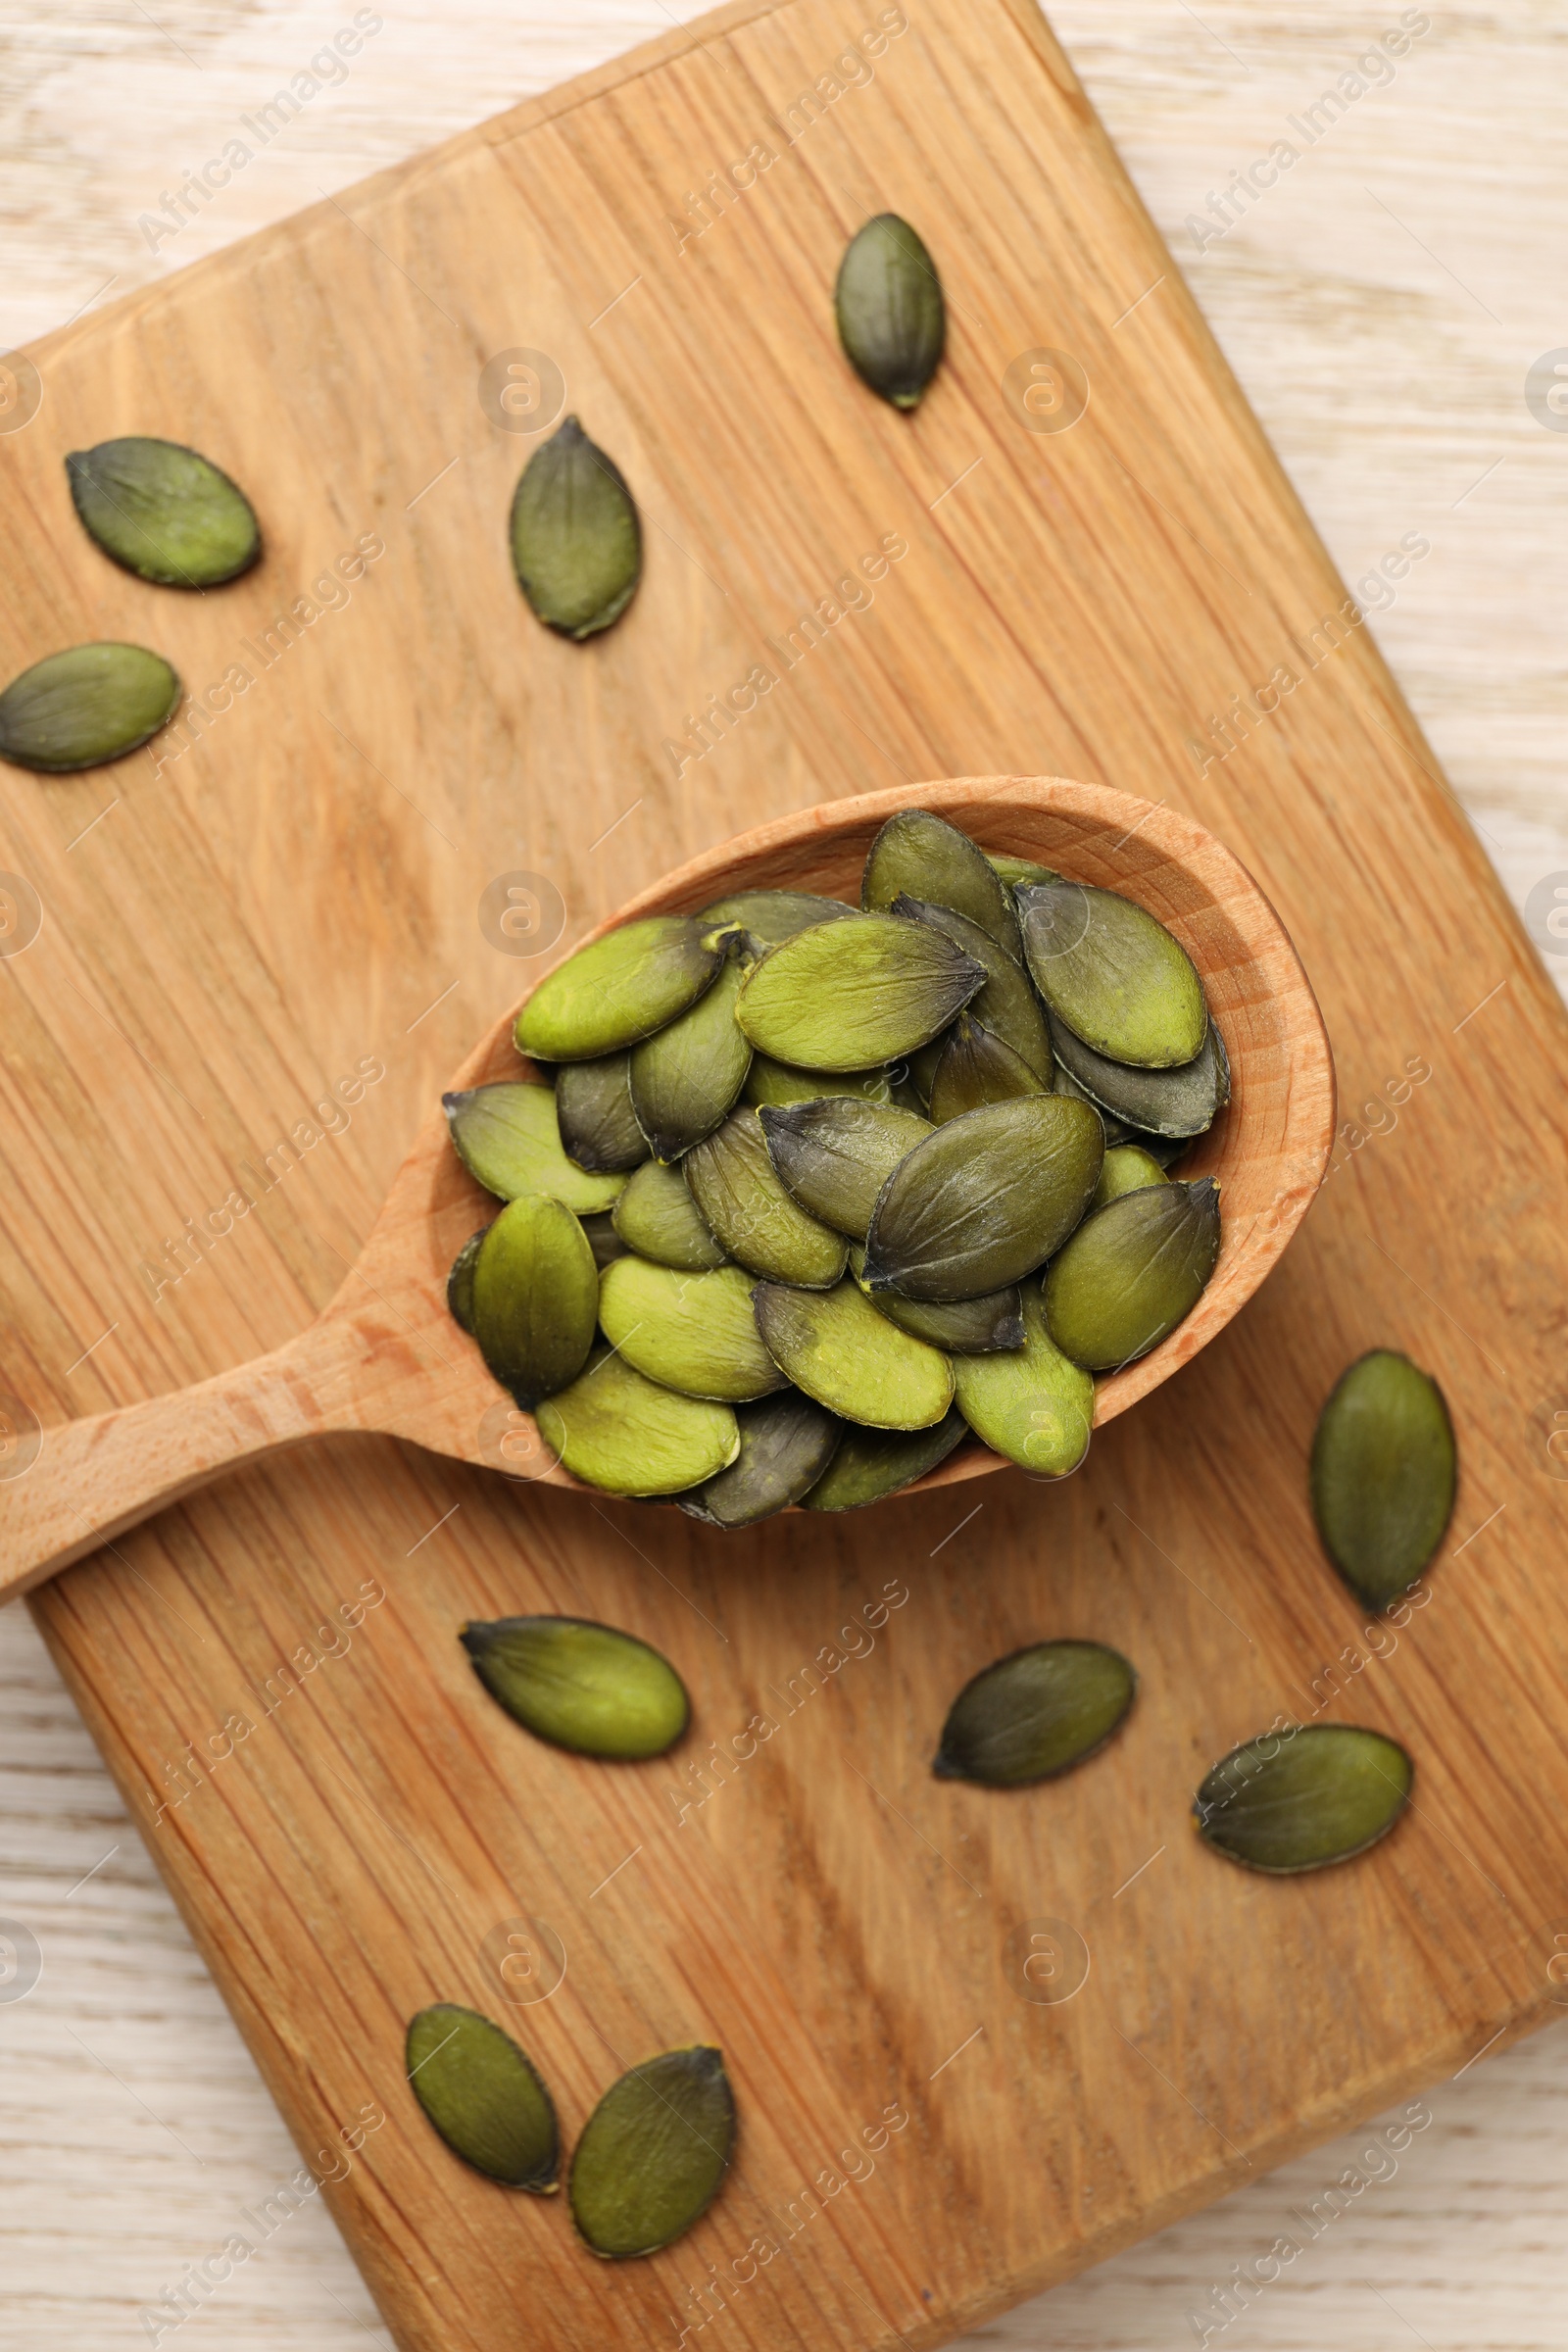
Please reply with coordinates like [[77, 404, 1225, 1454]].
[[5, 4, 1567, 2345]]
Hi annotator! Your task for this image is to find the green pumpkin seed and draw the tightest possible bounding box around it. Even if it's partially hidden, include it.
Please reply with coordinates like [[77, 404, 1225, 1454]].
[[753, 1278, 954, 1429], [928, 1014, 1049, 1123], [557, 1054, 649, 1174], [510, 415, 641, 639], [599, 1257, 783, 1402], [536, 1349, 739, 1495], [848, 1243, 1024, 1354], [66, 436, 260, 587], [1052, 1061, 1128, 1143], [630, 943, 753, 1161], [1195, 1724, 1412, 1874], [864, 1095, 1103, 1302], [515, 917, 734, 1061], [891, 895, 1052, 1076], [0, 642, 180, 773], [759, 1099, 931, 1239], [1050, 1010, 1229, 1140], [461, 1615, 689, 1758], [612, 1158, 725, 1270], [988, 854, 1061, 893], [1045, 1177, 1220, 1369], [471, 1195, 599, 1407], [685, 1109, 847, 1287], [444, 1083, 627, 1212], [1018, 882, 1206, 1068], [835, 214, 946, 411], [697, 889, 855, 944], [681, 1392, 842, 1529], [447, 1227, 486, 1334], [803, 1409, 967, 1509], [934, 1641, 1134, 1786], [952, 1281, 1094, 1473], [1089, 1145, 1169, 1212], [1310, 1350, 1456, 1610], [744, 1054, 892, 1108], [735, 913, 984, 1070], [581, 1209, 630, 1269], [864, 809, 1020, 955], [569, 2045, 735, 2259], [406, 2004, 559, 2190]]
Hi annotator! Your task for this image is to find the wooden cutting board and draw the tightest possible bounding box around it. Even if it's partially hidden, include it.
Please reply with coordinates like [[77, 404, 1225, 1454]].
[[3, 1, 1564, 2345]]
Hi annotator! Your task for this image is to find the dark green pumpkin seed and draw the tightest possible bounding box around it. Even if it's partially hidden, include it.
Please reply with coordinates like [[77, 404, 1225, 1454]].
[[934, 1641, 1134, 1786], [598, 1257, 784, 1402], [745, 1054, 892, 1108], [630, 944, 753, 1160], [1310, 1350, 1456, 1610], [753, 1277, 954, 1429], [537, 1349, 739, 1495], [406, 2004, 559, 2190], [681, 1392, 842, 1529], [892, 894, 1052, 1076], [1195, 1724, 1412, 1873], [612, 1158, 725, 1270], [697, 889, 855, 944], [685, 1109, 847, 1287], [864, 1095, 1103, 1302], [581, 1209, 630, 1269], [1018, 881, 1206, 1068], [447, 1227, 486, 1334], [835, 214, 946, 411], [515, 917, 733, 1061], [471, 1195, 599, 1407], [848, 1242, 1024, 1354], [803, 1409, 967, 1509], [1045, 1177, 1220, 1369], [759, 1099, 931, 1239], [556, 1054, 649, 1174], [928, 1014, 1049, 1123], [865, 810, 1020, 954], [1049, 1009, 1229, 1140], [0, 642, 180, 773], [952, 1281, 1094, 1473], [510, 415, 641, 639], [1089, 1145, 1169, 1212], [444, 1083, 627, 1212], [569, 2045, 735, 2259], [66, 436, 260, 586], [461, 1615, 689, 1759], [735, 913, 984, 1070]]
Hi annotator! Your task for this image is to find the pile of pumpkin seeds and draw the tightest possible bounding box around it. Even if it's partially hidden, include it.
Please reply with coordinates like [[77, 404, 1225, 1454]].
[[444, 805, 1228, 1516]]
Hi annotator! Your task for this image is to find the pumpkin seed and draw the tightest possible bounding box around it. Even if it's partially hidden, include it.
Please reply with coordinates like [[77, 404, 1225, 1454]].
[[928, 1014, 1049, 1123], [697, 889, 855, 944], [1195, 1724, 1412, 1874], [892, 894, 1052, 1076], [1049, 1009, 1229, 1140], [406, 2004, 559, 2190], [445, 1083, 627, 1212], [1053, 1061, 1128, 1143], [753, 1277, 954, 1428], [569, 2045, 735, 2259], [536, 1349, 739, 1495], [557, 1054, 649, 1174], [515, 917, 734, 1062], [1045, 1177, 1220, 1369], [1310, 1350, 1456, 1610], [681, 1392, 842, 1528], [803, 1409, 967, 1509], [934, 1641, 1134, 1786], [0, 642, 180, 773], [952, 1281, 1094, 1473], [599, 1257, 784, 1402], [848, 1243, 1024, 1354], [864, 809, 1020, 955], [612, 1158, 725, 1270], [835, 214, 946, 411], [1089, 1144, 1169, 1212], [471, 1195, 599, 1407], [1017, 881, 1206, 1068], [447, 1228, 486, 1334], [581, 1209, 630, 1269], [759, 1099, 931, 1238], [510, 415, 641, 639], [461, 1614, 689, 1758], [630, 942, 754, 1160], [66, 435, 260, 586], [864, 1095, 1103, 1302], [988, 854, 1061, 893], [744, 1054, 892, 1108], [685, 1109, 847, 1287], [735, 913, 984, 1069]]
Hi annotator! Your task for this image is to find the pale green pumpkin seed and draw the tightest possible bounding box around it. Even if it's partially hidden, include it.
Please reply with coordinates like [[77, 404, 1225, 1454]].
[[892, 894, 1052, 1076], [581, 1209, 630, 1269], [1089, 1145, 1169, 1212], [934, 1641, 1134, 1786], [445, 1083, 627, 1212], [612, 1158, 725, 1270], [406, 2004, 559, 2190], [988, 854, 1061, 893], [759, 1098, 931, 1239], [536, 1349, 739, 1495], [928, 1014, 1049, 1123], [848, 1242, 1024, 1354], [744, 1054, 892, 1108], [0, 642, 180, 772], [681, 1392, 842, 1529], [599, 1257, 783, 1402], [557, 1054, 649, 1174], [630, 942, 754, 1160], [1018, 881, 1206, 1068], [803, 1410, 967, 1509], [952, 1281, 1094, 1473], [447, 1228, 486, 1334], [735, 913, 984, 1070], [461, 1615, 689, 1759], [864, 809, 1020, 954], [66, 436, 260, 587], [753, 1278, 954, 1429], [569, 2045, 735, 2259], [1045, 1177, 1220, 1369], [1196, 1724, 1412, 1873], [697, 889, 855, 943], [864, 1095, 1103, 1302], [515, 917, 734, 1061], [1049, 1009, 1229, 1140], [1310, 1350, 1456, 1610], [471, 1195, 599, 1407], [684, 1109, 847, 1287], [835, 215, 946, 411], [510, 415, 641, 639]]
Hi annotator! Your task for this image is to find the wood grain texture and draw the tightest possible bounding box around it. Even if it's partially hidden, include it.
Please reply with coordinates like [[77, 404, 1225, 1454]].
[[3, 4, 1568, 2352]]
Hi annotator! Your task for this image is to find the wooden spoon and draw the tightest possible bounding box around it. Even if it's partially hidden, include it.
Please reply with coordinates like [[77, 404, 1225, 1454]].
[[0, 777, 1334, 1600]]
